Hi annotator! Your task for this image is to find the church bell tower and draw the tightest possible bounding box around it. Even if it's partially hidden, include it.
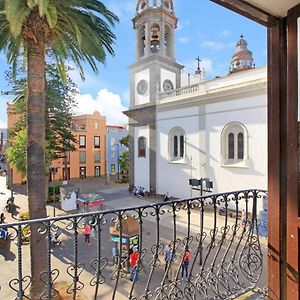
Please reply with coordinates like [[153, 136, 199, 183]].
[[125, 0, 183, 194]]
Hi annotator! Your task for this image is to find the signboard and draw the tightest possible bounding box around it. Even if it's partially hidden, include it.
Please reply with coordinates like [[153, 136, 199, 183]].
[[129, 235, 139, 248], [111, 236, 128, 243]]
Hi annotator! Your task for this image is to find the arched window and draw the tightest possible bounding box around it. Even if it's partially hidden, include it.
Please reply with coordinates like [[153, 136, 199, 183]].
[[169, 127, 185, 161], [138, 137, 146, 157], [150, 24, 160, 53], [238, 132, 244, 159], [164, 25, 171, 56], [173, 136, 178, 157], [221, 122, 248, 166], [138, 25, 146, 58], [228, 133, 234, 159]]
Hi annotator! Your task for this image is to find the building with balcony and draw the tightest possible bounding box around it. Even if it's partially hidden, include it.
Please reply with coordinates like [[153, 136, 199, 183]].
[[106, 125, 128, 176]]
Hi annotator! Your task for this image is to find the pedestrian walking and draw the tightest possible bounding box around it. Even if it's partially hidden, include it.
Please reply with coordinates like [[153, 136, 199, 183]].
[[241, 210, 247, 226], [181, 248, 191, 280], [168, 244, 177, 282], [0, 213, 5, 224], [84, 223, 91, 246], [164, 243, 171, 274], [129, 246, 140, 281]]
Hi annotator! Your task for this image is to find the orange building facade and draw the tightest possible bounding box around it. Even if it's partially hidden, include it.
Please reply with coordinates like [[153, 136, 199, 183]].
[[7, 107, 107, 186]]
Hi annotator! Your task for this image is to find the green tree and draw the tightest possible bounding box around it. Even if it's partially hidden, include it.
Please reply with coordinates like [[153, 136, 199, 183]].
[[6, 64, 77, 180], [0, 1, 118, 297], [119, 135, 129, 148], [118, 151, 129, 176]]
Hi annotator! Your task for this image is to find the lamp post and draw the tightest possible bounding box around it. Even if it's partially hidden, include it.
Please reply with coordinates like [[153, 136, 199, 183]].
[[189, 177, 213, 266]]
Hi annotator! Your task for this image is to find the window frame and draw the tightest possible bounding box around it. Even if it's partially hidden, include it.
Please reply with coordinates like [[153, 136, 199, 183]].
[[94, 136, 100, 148], [138, 136, 146, 158], [79, 151, 86, 164], [94, 151, 101, 163], [79, 135, 86, 148], [221, 122, 248, 167], [168, 127, 186, 162]]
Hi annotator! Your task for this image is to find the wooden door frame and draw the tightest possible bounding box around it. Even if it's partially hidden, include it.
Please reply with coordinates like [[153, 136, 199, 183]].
[[209, 1, 300, 299]]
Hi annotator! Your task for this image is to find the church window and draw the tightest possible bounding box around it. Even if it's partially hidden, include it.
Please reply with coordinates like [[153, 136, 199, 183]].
[[164, 25, 171, 57], [238, 133, 244, 159], [139, 25, 146, 58], [169, 127, 186, 161], [173, 136, 178, 157], [228, 133, 234, 159], [138, 136, 146, 157], [180, 135, 184, 157], [221, 123, 248, 167]]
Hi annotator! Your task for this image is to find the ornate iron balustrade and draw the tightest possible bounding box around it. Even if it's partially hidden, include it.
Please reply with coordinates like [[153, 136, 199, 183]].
[[0, 189, 267, 299]]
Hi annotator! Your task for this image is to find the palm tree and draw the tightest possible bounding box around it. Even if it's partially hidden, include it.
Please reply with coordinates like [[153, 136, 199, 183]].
[[0, 0, 118, 297]]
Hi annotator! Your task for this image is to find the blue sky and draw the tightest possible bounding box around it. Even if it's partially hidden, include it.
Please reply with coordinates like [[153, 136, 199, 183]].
[[0, 0, 266, 127]]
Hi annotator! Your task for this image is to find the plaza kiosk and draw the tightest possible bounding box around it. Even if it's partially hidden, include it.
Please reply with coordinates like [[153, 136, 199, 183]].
[[76, 193, 104, 222], [109, 215, 139, 270]]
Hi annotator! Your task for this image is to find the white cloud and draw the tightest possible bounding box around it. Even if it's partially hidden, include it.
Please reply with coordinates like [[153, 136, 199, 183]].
[[75, 89, 128, 126], [220, 30, 231, 38], [178, 37, 189, 44], [200, 41, 224, 50]]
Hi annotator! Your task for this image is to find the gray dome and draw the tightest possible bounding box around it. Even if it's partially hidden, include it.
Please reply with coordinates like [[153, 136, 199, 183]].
[[136, 0, 174, 14]]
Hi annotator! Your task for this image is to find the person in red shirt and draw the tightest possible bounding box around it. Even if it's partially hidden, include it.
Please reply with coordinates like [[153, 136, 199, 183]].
[[181, 248, 191, 280], [129, 246, 140, 281], [84, 223, 91, 246]]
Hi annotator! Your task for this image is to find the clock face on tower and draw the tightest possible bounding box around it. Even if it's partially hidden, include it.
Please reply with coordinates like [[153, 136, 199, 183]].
[[137, 79, 148, 95], [163, 79, 174, 92]]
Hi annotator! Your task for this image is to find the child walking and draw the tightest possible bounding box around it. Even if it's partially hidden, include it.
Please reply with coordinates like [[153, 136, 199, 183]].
[[84, 223, 91, 246]]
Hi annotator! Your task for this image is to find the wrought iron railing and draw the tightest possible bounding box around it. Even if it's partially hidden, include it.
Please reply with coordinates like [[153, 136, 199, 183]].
[[0, 189, 267, 299]]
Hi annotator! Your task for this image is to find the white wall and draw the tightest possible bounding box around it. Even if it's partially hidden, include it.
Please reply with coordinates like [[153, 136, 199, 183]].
[[156, 91, 267, 209], [161, 68, 176, 90], [134, 126, 150, 191], [205, 94, 267, 196], [156, 107, 202, 198], [135, 69, 150, 105]]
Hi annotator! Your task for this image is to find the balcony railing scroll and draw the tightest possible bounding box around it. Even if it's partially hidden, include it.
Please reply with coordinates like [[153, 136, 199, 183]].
[[0, 189, 267, 299]]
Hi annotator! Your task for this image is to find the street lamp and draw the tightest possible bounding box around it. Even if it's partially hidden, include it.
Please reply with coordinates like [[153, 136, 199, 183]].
[[189, 177, 213, 266]]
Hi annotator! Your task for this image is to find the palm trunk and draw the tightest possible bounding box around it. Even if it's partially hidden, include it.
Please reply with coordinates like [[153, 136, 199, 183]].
[[27, 26, 48, 298]]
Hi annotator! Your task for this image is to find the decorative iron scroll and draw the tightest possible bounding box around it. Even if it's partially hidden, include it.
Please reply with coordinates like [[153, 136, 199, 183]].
[[0, 189, 267, 299]]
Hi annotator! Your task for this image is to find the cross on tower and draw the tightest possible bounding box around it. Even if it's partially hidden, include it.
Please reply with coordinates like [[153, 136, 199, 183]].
[[195, 56, 202, 75], [196, 56, 201, 70]]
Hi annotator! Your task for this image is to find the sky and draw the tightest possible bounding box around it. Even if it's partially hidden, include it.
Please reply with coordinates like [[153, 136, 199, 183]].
[[0, 0, 266, 128]]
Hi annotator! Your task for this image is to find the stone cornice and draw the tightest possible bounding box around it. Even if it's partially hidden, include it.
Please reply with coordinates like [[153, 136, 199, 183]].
[[157, 80, 267, 112]]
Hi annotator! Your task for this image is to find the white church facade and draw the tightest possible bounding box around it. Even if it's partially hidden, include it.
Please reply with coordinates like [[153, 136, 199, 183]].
[[124, 0, 267, 199]]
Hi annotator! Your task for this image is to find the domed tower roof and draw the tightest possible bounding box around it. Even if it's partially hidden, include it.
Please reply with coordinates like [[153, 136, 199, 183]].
[[229, 35, 254, 74], [136, 0, 174, 14]]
